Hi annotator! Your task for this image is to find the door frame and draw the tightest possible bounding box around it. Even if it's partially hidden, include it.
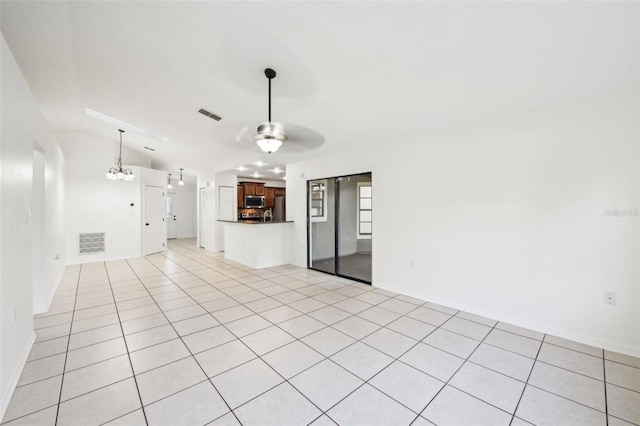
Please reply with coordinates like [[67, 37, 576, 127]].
[[306, 172, 372, 284], [143, 185, 166, 255], [198, 187, 206, 248], [166, 192, 177, 239]]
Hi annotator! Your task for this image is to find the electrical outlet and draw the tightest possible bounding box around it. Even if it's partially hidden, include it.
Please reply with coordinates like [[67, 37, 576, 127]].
[[604, 291, 616, 305]]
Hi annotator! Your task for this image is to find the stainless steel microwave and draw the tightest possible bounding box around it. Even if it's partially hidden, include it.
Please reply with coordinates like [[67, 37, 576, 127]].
[[244, 195, 265, 208]]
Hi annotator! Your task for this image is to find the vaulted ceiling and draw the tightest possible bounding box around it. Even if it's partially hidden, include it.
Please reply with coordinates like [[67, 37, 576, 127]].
[[1, 1, 637, 181]]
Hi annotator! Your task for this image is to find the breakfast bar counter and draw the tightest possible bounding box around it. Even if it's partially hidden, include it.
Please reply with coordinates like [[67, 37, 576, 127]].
[[219, 220, 293, 269]]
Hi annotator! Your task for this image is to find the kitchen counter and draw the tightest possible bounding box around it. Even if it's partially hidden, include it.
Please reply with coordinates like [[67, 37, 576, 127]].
[[220, 221, 293, 269], [219, 220, 294, 225]]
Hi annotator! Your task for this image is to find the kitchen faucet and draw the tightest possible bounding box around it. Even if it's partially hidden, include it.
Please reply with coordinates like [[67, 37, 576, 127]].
[[263, 209, 273, 222]]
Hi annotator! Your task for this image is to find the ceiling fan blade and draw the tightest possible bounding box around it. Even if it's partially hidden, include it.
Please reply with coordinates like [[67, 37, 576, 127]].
[[275, 123, 324, 153], [235, 125, 251, 143]]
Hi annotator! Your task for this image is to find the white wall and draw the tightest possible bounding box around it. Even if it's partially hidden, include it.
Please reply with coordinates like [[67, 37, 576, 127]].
[[197, 182, 216, 251], [196, 173, 239, 252], [0, 35, 66, 419], [287, 89, 639, 356], [60, 131, 142, 264], [58, 130, 169, 264]]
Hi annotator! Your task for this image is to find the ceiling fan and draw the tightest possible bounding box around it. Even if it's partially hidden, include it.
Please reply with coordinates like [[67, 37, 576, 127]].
[[210, 68, 324, 154], [256, 68, 285, 154]]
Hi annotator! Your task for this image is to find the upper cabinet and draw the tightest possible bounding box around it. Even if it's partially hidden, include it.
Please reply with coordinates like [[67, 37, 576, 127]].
[[238, 182, 285, 209], [241, 182, 265, 196], [243, 182, 257, 195], [237, 185, 244, 208], [265, 187, 275, 208]]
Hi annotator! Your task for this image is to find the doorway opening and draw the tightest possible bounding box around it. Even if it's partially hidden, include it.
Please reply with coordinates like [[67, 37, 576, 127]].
[[167, 192, 177, 239], [307, 172, 372, 284]]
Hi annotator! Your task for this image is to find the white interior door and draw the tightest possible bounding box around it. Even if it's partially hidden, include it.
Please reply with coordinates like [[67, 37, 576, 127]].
[[145, 185, 166, 255], [167, 193, 177, 239]]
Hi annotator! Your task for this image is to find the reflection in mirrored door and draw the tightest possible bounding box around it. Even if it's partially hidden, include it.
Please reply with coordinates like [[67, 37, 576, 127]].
[[308, 173, 372, 284], [309, 179, 335, 275]]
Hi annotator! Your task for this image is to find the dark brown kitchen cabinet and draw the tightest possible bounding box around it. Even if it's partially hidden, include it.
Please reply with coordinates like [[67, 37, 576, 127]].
[[274, 188, 285, 197], [242, 182, 257, 195], [264, 187, 275, 208], [237, 185, 244, 207], [240, 182, 265, 196]]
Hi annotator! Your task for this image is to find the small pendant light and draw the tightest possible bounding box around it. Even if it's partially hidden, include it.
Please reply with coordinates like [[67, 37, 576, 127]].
[[178, 168, 184, 185]]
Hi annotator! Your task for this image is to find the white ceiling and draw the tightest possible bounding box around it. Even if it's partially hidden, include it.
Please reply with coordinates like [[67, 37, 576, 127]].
[[1, 1, 637, 181]]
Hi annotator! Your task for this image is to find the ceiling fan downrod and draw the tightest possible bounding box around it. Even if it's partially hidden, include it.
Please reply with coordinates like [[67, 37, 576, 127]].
[[265, 68, 276, 123]]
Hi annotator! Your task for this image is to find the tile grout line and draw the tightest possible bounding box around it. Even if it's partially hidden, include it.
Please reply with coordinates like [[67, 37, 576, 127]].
[[153, 249, 365, 420], [509, 333, 545, 425], [289, 295, 463, 422], [325, 313, 492, 424], [413, 318, 506, 423], [145, 243, 640, 424], [104, 262, 150, 426], [603, 350, 609, 426], [151, 252, 334, 420], [163, 242, 534, 424], [14, 239, 635, 426], [123, 258, 244, 425], [318, 316, 441, 423], [523, 382, 612, 416], [53, 265, 82, 426]]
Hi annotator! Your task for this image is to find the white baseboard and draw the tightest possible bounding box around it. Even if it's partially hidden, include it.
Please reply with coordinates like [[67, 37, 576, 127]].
[[376, 282, 640, 358], [0, 332, 36, 422], [44, 267, 65, 312]]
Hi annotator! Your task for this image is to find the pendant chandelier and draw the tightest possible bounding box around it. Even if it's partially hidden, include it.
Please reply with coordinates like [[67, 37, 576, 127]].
[[178, 168, 184, 185], [106, 129, 135, 181]]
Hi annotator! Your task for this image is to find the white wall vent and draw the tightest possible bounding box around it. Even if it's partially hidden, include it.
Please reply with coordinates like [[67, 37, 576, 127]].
[[78, 232, 105, 254]]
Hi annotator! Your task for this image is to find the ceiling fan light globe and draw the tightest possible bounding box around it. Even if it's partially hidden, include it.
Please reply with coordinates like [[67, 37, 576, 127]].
[[257, 138, 282, 154]]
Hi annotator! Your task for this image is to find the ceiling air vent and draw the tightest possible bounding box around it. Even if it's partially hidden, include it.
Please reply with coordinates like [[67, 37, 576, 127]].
[[198, 108, 222, 121]]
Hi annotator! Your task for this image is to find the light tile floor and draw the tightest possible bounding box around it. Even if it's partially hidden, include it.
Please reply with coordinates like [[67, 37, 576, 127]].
[[2, 238, 639, 426]]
